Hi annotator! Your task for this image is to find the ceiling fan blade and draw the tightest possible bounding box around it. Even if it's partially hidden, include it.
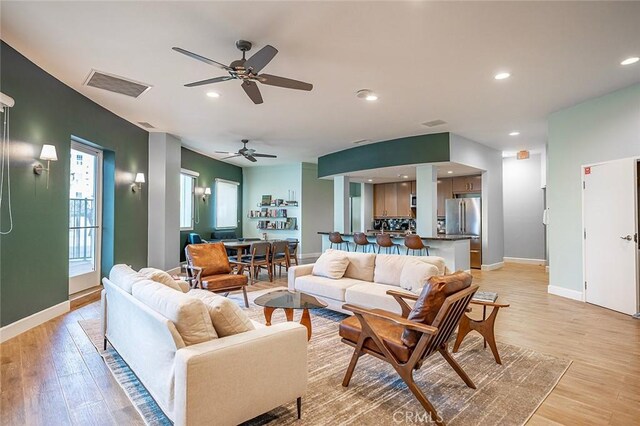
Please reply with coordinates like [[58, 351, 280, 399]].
[[244, 45, 278, 74], [215, 150, 237, 155], [258, 74, 313, 91], [172, 47, 232, 71], [245, 155, 258, 163], [241, 81, 264, 104], [252, 153, 277, 158], [221, 154, 241, 160], [185, 76, 233, 87]]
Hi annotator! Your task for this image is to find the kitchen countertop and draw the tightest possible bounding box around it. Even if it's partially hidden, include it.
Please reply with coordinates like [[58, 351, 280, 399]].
[[317, 231, 474, 241]]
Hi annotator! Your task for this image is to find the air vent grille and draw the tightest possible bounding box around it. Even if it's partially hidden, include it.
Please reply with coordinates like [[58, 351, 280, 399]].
[[352, 139, 371, 145], [422, 119, 447, 128], [84, 70, 152, 98], [137, 122, 155, 129]]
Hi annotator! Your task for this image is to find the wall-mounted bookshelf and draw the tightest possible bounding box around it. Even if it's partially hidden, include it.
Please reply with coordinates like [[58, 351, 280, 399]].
[[256, 218, 297, 230], [252, 195, 298, 230]]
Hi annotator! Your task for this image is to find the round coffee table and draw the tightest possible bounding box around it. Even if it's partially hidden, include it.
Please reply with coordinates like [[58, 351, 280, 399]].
[[254, 290, 328, 341]]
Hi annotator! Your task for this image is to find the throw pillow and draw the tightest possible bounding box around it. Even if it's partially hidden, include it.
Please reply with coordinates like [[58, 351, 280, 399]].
[[132, 280, 218, 345], [343, 251, 376, 282], [108, 264, 146, 294], [373, 253, 409, 287], [401, 271, 473, 347], [399, 260, 440, 293], [312, 249, 350, 279], [188, 290, 255, 337], [139, 267, 184, 292]]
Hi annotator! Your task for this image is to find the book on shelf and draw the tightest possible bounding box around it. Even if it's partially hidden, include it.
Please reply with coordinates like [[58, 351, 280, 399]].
[[472, 291, 498, 303]]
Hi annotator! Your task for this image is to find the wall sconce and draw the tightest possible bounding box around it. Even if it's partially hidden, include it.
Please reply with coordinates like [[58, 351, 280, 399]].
[[33, 144, 58, 188], [203, 187, 211, 202], [132, 172, 145, 192]]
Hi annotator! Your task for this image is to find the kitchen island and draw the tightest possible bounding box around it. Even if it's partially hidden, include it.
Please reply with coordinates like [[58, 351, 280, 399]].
[[318, 232, 474, 272]]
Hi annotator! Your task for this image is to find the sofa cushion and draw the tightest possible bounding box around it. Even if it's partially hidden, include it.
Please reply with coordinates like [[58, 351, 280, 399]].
[[312, 250, 350, 279], [132, 280, 218, 345], [373, 254, 409, 287], [201, 273, 248, 291], [401, 272, 473, 347], [139, 267, 184, 292], [339, 315, 411, 363], [187, 242, 232, 276], [343, 251, 376, 282], [295, 275, 364, 302], [399, 261, 440, 293], [188, 290, 255, 337], [413, 256, 447, 276], [108, 264, 146, 294], [345, 283, 415, 315]]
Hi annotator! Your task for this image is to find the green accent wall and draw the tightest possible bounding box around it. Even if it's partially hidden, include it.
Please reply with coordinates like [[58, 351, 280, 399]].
[[317, 132, 450, 178], [0, 41, 149, 327], [179, 147, 243, 260]]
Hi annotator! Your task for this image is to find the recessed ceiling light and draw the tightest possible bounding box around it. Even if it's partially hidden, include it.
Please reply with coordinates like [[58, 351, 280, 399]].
[[356, 89, 378, 101], [367, 179, 373, 182], [447, 170, 453, 174], [621, 56, 639, 66], [401, 175, 409, 179], [494, 72, 511, 80], [206, 91, 220, 98], [509, 131, 520, 136]]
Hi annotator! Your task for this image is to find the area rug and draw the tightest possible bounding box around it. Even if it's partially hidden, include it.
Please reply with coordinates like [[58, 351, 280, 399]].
[[80, 288, 571, 426]]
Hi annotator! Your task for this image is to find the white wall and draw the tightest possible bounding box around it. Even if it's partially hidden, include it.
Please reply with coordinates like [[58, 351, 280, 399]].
[[147, 133, 181, 270], [548, 83, 640, 293], [503, 154, 545, 261], [242, 164, 302, 242], [361, 183, 374, 232], [449, 134, 505, 266]]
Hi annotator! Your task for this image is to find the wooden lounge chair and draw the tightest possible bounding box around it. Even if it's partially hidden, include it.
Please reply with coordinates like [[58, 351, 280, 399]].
[[339, 272, 478, 426]]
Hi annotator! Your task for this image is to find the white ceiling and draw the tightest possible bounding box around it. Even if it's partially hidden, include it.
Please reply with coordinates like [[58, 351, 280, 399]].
[[2, 2, 639, 167], [347, 162, 482, 183]]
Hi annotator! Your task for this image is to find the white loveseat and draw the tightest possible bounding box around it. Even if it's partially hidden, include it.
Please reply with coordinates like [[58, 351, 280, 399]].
[[288, 250, 449, 315], [102, 265, 308, 426]]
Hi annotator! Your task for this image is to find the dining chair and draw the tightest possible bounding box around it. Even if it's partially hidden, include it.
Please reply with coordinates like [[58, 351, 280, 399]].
[[376, 233, 401, 254], [353, 232, 376, 252], [286, 238, 299, 266], [270, 240, 290, 278], [329, 232, 350, 251], [404, 234, 430, 256], [230, 241, 272, 284]]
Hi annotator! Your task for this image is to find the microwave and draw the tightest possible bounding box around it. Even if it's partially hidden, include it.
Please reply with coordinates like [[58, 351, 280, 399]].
[[410, 194, 417, 208]]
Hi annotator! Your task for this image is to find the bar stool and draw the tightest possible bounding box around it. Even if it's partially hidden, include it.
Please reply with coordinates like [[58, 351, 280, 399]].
[[329, 232, 350, 251], [353, 232, 376, 252], [376, 233, 401, 254], [404, 234, 430, 256]]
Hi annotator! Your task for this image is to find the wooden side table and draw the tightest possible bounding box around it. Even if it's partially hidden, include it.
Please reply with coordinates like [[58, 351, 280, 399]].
[[452, 298, 510, 364]]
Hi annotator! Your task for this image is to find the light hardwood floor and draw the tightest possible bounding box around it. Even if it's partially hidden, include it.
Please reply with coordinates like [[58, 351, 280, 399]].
[[1, 263, 639, 425]]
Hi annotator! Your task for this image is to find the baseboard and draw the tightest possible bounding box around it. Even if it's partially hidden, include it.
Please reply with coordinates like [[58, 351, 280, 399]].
[[548, 285, 584, 302], [481, 261, 504, 271], [0, 300, 70, 343], [299, 252, 321, 260], [504, 257, 547, 266]]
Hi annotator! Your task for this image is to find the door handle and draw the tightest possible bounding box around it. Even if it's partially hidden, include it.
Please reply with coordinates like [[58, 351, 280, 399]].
[[620, 235, 633, 241]]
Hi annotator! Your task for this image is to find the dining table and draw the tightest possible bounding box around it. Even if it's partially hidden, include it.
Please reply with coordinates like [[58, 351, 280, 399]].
[[222, 241, 252, 257]]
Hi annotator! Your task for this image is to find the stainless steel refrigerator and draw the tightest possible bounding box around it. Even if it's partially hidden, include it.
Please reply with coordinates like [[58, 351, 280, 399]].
[[445, 197, 482, 268]]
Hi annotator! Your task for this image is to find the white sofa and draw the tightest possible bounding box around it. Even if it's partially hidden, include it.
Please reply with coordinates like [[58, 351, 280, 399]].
[[102, 265, 308, 426], [288, 251, 448, 315]]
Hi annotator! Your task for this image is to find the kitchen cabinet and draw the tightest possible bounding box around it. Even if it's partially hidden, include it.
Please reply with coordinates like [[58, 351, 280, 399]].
[[410, 180, 416, 194], [452, 175, 482, 194], [384, 183, 398, 216], [374, 184, 386, 217], [437, 178, 453, 217], [396, 181, 412, 217]]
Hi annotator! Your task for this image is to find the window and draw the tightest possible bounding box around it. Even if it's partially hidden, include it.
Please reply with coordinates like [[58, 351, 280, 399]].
[[180, 171, 196, 230], [76, 154, 83, 165], [215, 179, 239, 229]]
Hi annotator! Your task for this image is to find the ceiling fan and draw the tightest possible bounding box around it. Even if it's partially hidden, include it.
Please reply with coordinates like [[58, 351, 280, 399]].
[[215, 139, 277, 163], [173, 40, 313, 104]]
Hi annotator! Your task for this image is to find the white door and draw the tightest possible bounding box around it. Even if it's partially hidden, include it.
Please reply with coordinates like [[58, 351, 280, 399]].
[[583, 158, 639, 315], [69, 142, 103, 294]]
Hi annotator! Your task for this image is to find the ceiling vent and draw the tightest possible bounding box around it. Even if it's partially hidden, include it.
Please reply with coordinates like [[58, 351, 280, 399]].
[[84, 70, 152, 98], [422, 119, 447, 128], [137, 121, 155, 129]]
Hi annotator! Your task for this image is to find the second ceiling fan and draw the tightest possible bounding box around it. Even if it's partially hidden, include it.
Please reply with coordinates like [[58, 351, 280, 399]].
[[173, 40, 313, 104]]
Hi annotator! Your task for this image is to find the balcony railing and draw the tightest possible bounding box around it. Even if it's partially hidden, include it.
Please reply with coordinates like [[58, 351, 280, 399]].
[[69, 198, 96, 261]]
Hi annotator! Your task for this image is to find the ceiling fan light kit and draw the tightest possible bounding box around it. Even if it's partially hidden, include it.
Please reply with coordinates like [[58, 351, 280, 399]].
[[173, 40, 313, 104]]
